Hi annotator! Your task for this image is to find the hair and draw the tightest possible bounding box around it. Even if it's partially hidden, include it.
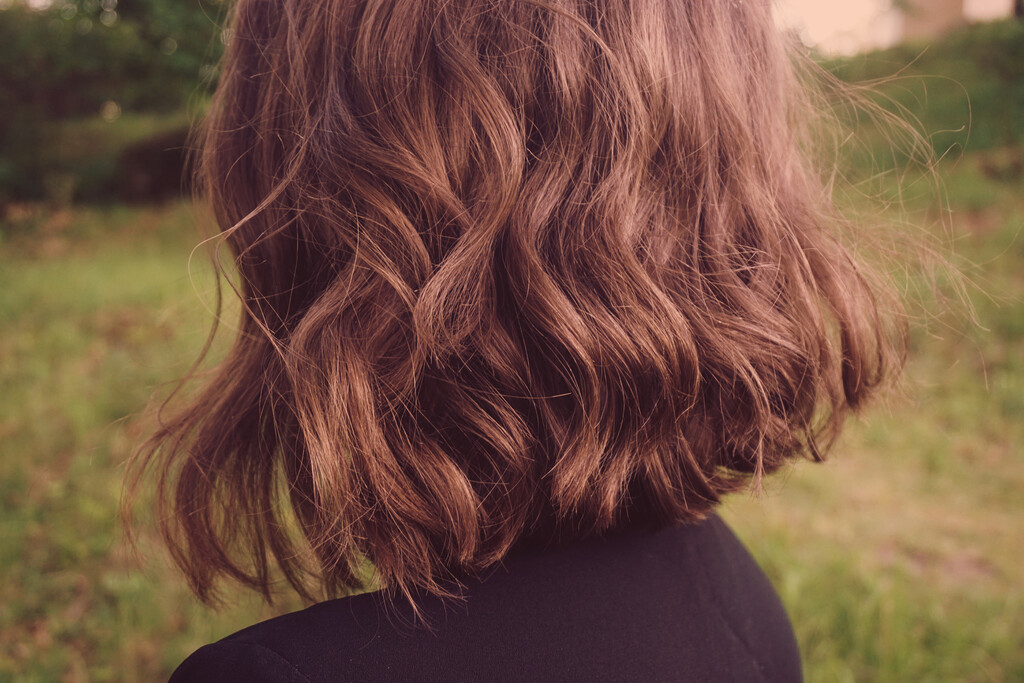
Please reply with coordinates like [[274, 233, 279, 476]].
[[126, 0, 908, 614]]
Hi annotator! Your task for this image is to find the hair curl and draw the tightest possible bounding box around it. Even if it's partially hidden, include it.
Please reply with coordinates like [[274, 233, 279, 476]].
[[127, 0, 906, 611]]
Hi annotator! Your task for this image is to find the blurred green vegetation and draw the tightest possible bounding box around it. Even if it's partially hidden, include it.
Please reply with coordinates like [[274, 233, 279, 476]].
[[0, 11, 1022, 683], [823, 18, 1024, 153], [0, 0, 223, 204]]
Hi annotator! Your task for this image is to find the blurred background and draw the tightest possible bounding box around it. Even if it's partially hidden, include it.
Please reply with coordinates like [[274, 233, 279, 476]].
[[0, 0, 1021, 680]]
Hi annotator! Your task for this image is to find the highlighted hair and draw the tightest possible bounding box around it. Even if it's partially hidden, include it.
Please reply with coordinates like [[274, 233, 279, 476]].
[[128, 0, 906, 610]]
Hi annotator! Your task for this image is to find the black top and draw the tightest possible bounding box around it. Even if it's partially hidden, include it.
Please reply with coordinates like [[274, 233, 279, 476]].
[[169, 514, 802, 682]]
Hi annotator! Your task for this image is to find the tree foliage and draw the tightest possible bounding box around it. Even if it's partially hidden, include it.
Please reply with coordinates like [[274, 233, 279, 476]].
[[0, 0, 225, 117], [0, 0, 226, 202]]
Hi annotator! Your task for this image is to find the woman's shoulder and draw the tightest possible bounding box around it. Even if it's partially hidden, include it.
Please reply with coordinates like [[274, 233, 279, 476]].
[[169, 637, 312, 682], [170, 588, 412, 682], [169, 514, 802, 682]]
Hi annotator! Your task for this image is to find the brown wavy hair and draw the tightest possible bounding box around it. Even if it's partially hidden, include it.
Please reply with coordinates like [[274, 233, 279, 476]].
[[127, 0, 907, 611]]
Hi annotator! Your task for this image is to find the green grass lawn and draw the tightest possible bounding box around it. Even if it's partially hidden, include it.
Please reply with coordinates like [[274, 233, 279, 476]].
[[0, 201, 302, 682], [0, 147, 1021, 681]]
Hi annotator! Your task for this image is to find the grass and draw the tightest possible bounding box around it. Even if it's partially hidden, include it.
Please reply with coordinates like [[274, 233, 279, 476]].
[[0, 201, 297, 682], [0, 148, 1021, 681]]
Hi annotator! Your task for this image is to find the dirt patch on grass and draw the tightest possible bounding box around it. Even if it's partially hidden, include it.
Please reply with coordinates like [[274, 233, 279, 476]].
[[878, 540, 999, 587]]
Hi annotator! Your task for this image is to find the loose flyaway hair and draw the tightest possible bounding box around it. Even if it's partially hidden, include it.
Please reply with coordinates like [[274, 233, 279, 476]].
[[126, 0, 907, 613]]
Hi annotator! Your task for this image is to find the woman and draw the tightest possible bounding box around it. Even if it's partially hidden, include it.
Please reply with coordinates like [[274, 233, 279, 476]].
[[131, 0, 906, 680]]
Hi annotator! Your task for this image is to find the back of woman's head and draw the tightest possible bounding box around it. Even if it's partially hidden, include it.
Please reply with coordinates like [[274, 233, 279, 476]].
[[130, 0, 905, 608]]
